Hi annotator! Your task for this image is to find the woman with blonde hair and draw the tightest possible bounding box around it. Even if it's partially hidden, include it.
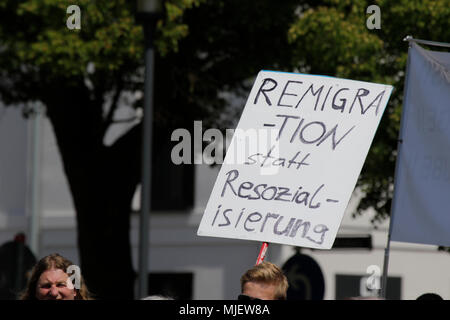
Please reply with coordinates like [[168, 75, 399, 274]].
[[20, 253, 92, 300]]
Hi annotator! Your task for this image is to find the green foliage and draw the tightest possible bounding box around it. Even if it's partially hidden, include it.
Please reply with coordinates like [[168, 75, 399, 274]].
[[8, 1, 141, 75], [0, 0, 201, 102], [288, 5, 383, 79], [156, 0, 204, 56]]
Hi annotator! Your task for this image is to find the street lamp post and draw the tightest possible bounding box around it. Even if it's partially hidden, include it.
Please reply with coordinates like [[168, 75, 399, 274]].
[[136, 0, 161, 299]]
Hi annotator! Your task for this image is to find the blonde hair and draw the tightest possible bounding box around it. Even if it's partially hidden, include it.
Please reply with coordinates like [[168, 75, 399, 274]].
[[240, 261, 288, 300], [19, 253, 93, 300]]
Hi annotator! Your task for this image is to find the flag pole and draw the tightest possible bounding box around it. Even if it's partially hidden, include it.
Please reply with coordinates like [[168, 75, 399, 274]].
[[380, 35, 414, 299], [404, 35, 450, 48]]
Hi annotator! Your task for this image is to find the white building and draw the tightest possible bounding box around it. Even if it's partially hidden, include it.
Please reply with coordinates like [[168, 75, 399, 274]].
[[0, 103, 449, 300]]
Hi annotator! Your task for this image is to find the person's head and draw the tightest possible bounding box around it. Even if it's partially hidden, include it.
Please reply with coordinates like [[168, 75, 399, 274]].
[[141, 295, 174, 300], [20, 253, 91, 300], [416, 293, 443, 300], [239, 261, 288, 300]]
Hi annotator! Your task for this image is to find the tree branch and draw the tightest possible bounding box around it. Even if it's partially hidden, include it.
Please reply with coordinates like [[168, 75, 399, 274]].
[[101, 78, 124, 138]]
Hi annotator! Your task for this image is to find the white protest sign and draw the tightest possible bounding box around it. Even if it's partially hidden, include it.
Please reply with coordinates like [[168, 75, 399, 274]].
[[197, 70, 393, 249]]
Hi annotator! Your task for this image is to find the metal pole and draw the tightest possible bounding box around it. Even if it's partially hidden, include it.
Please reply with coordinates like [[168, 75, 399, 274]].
[[138, 21, 155, 299], [404, 35, 450, 48], [380, 36, 413, 299], [380, 232, 391, 298], [29, 104, 43, 257]]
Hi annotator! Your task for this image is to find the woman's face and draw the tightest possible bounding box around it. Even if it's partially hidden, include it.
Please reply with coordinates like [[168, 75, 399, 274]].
[[35, 268, 76, 300]]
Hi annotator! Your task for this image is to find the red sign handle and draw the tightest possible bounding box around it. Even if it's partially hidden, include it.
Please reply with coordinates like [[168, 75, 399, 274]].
[[255, 242, 269, 265]]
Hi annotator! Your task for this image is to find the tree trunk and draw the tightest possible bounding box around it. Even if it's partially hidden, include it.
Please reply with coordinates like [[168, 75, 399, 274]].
[[44, 85, 141, 299]]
